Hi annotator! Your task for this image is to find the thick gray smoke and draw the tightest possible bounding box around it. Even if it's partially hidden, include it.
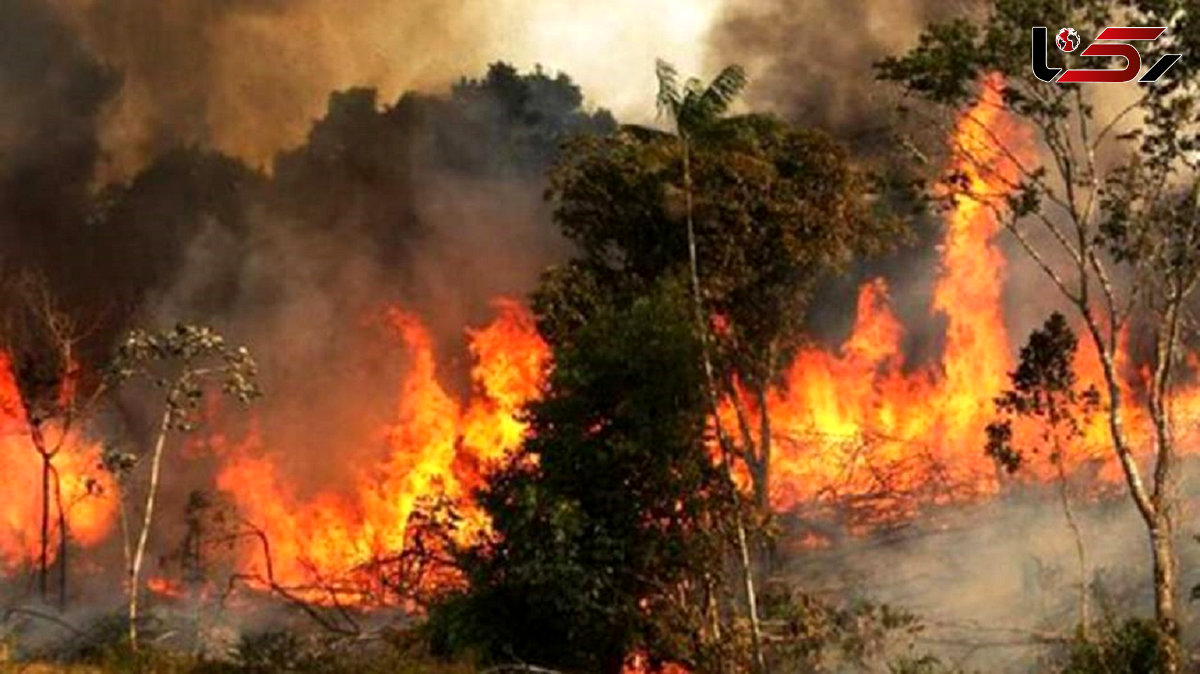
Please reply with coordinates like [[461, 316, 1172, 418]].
[[0, 0, 115, 309], [709, 0, 961, 141], [783, 477, 1200, 671], [705, 0, 974, 360]]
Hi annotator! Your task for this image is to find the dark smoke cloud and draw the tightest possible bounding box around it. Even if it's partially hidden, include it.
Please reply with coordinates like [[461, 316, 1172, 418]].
[[709, 0, 958, 140], [0, 0, 115, 300], [708, 0, 991, 365]]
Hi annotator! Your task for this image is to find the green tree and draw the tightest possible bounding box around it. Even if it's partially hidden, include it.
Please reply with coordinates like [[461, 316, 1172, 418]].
[[540, 64, 905, 670], [106, 324, 260, 651], [985, 313, 1101, 635], [544, 65, 904, 510], [877, 1, 1200, 668], [652, 61, 766, 670], [431, 284, 736, 673]]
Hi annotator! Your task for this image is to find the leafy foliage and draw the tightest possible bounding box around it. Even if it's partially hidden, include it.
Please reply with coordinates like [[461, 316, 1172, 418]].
[[540, 88, 905, 510], [655, 60, 748, 137], [542, 112, 902, 389], [430, 284, 735, 673], [107, 323, 260, 432], [986, 313, 1099, 474]]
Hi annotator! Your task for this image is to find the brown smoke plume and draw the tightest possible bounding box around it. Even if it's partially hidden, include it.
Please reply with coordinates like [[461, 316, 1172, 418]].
[[43, 0, 723, 182]]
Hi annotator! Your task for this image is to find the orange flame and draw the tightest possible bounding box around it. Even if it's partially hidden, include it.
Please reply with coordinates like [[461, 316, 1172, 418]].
[[215, 298, 549, 600], [763, 74, 1198, 519], [0, 353, 114, 571]]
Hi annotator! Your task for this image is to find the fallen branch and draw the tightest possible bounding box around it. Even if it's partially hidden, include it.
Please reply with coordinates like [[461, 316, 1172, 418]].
[[217, 522, 361, 637], [1, 606, 84, 638]]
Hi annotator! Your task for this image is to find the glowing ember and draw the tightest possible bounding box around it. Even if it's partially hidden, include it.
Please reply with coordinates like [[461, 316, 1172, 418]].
[[622, 652, 690, 674], [147, 575, 188, 600], [0, 353, 114, 571]]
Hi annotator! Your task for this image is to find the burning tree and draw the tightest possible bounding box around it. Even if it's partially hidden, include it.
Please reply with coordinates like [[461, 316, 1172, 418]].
[[0, 270, 108, 608], [878, 0, 1200, 668]]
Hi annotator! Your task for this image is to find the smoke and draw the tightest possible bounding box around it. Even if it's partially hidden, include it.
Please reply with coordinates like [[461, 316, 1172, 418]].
[[0, 0, 115, 301], [708, 0, 961, 140], [46, 0, 499, 179], [33, 0, 722, 182], [785, 474, 1200, 671], [705, 0, 974, 362]]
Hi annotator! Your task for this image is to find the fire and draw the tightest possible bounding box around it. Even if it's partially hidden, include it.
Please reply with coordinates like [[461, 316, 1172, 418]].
[[761, 76, 1026, 513], [147, 575, 188, 600], [622, 651, 690, 674], [3, 73, 1199, 616], [215, 298, 549, 600], [0, 353, 114, 571], [763, 74, 1198, 517]]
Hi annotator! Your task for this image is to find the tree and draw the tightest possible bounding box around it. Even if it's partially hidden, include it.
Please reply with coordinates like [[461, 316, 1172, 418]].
[[652, 61, 766, 671], [985, 312, 1101, 635], [0, 270, 106, 607], [545, 65, 904, 510], [106, 324, 260, 651], [877, 1, 1200, 668], [431, 285, 738, 673], [539, 62, 905, 670]]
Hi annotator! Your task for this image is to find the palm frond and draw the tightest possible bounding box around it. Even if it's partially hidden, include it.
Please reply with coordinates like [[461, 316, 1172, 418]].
[[655, 61, 748, 136], [655, 59, 682, 122], [696, 65, 747, 120]]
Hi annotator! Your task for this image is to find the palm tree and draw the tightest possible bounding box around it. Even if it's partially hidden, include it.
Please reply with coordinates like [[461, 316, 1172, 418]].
[[652, 60, 764, 672]]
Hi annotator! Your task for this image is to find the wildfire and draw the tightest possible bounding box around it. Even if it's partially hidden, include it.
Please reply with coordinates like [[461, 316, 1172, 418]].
[[3, 75, 1199, 611], [0, 353, 114, 571], [215, 298, 549, 600], [763, 75, 1197, 518]]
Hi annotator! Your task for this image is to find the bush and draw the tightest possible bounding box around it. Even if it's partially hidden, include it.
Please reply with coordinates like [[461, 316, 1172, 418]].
[[1056, 618, 1168, 674]]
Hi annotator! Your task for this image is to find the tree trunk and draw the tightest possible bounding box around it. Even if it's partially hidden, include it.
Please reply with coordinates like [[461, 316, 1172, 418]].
[[1150, 517, 1179, 672], [1148, 296, 1183, 673], [39, 451, 50, 603], [680, 139, 765, 672], [128, 409, 171, 652], [52, 465, 68, 610], [1083, 306, 1182, 671], [754, 385, 772, 514]]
